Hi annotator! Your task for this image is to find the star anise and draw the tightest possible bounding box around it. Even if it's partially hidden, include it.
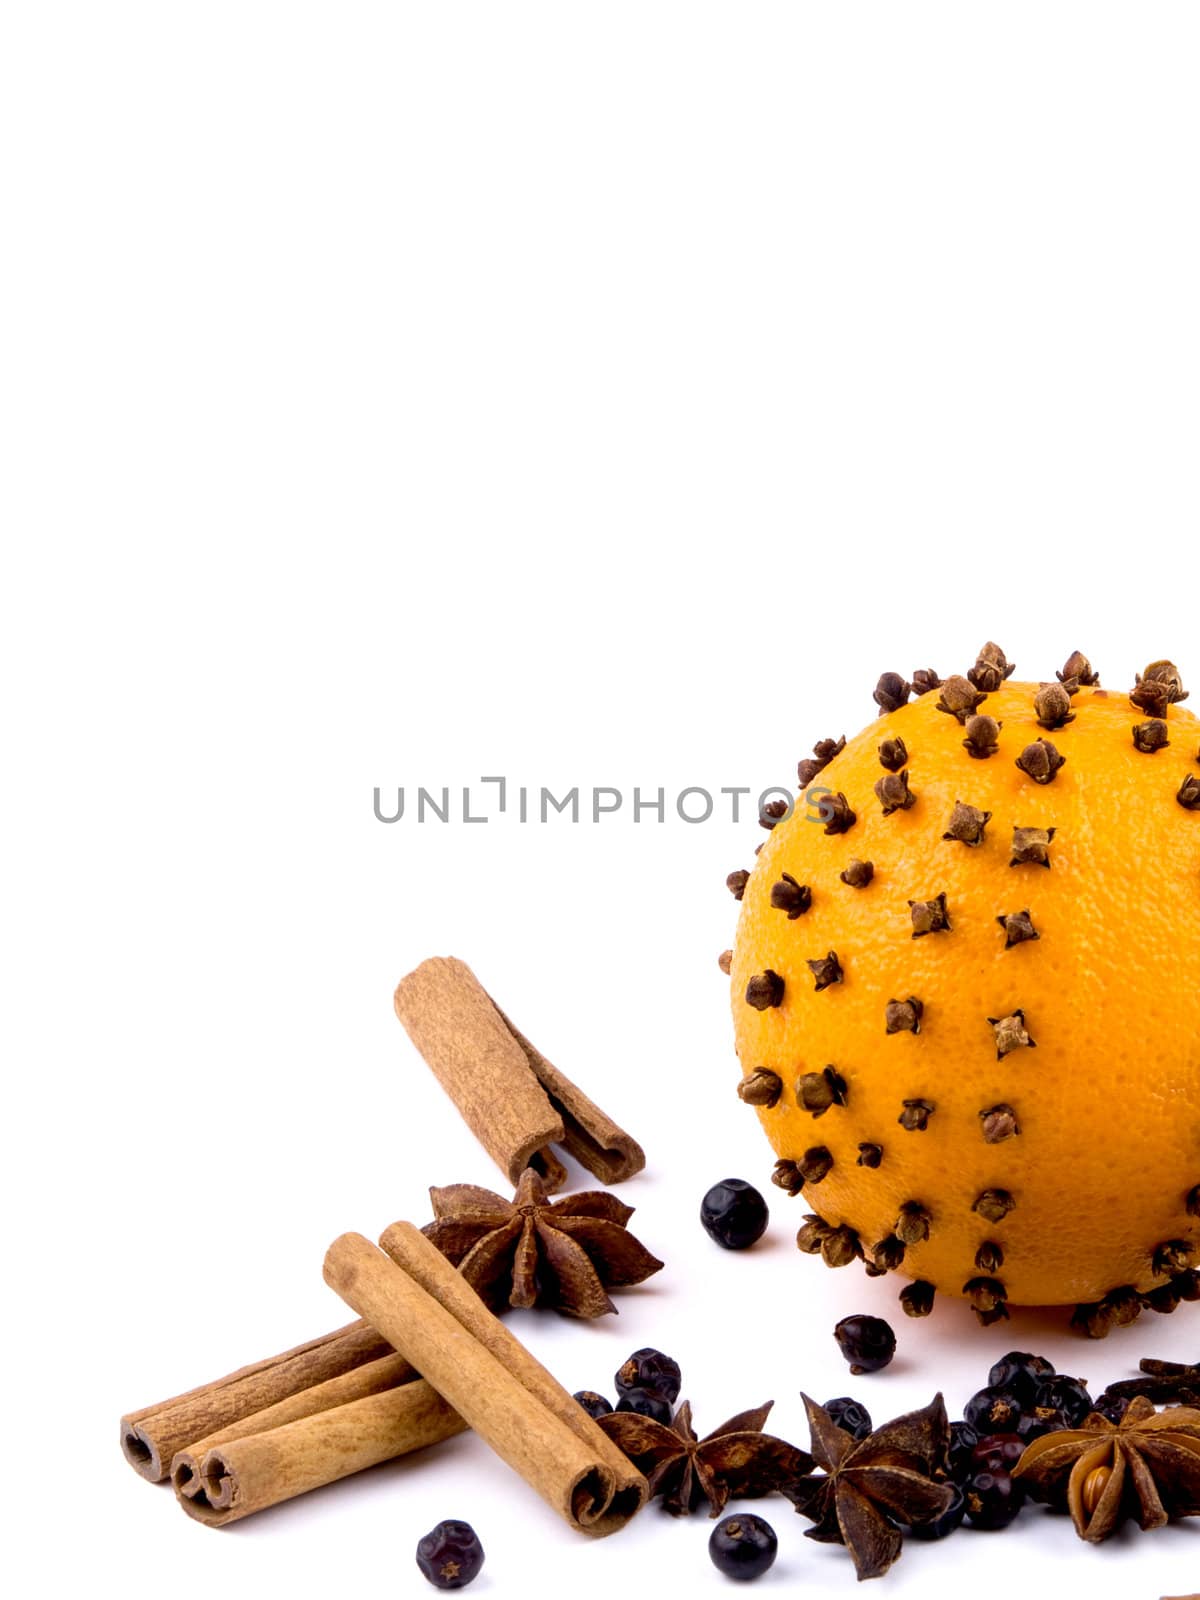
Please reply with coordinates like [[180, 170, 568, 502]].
[[422, 1167, 663, 1317], [789, 1393, 955, 1580], [599, 1398, 814, 1518], [1014, 1395, 1200, 1542]]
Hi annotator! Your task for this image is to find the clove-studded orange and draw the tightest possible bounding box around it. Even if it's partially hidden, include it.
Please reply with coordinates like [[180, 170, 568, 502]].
[[728, 649, 1200, 1333]]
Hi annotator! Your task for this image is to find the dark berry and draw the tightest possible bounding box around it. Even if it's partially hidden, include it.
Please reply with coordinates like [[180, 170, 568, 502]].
[[700, 1179, 769, 1250], [964, 1386, 1025, 1434], [948, 1420, 980, 1484], [833, 1314, 896, 1375], [708, 1513, 778, 1581], [573, 1389, 613, 1420], [1092, 1391, 1131, 1425], [415, 1520, 485, 1590], [824, 1396, 873, 1441], [616, 1386, 673, 1425], [615, 1347, 681, 1405], [908, 1481, 966, 1541], [971, 1433, 1024, 1475], [964, 1469, 1024, 1530], [987, 1350, 1054, 1403], [1032, 1375, 1092, 1429]]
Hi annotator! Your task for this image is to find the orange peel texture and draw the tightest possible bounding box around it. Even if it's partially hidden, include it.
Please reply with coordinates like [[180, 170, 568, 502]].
[[730, 659, 1200, 1329]]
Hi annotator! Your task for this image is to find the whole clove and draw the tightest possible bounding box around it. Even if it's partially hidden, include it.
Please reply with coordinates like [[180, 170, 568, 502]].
[[874, 770, 915, 815], [806, 951, 843, 991], [1015, 738, 1066, 785], [874, 672, 912, 714], [770, 873, 812, 918], [878, 737, 908, 772], [936, 674, 987, 723], [942, 800, 990, 846], [726, 869, 750, 900], [840, 858, 875, 888], [1034, 682, 1075, 730], [962, 714, 1002, 759], [885, 996, 923, 1035], [1131, 719, 1170, 753], [909, 893, 951, 937], [996, 909, 1039, 948], [1010, 825, 1055, 868], [898, 1098, 935, 1131], [737, 1068, 782, 1108], [745, 970, 785, 1010]]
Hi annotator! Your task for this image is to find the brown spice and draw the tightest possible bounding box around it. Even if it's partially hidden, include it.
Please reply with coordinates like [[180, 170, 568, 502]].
[[797, 736, 846, 788], [885, 996, 923, 1035], [599, 1398, 813, 1519], [791, 1394, 954, 1581], [963, 1276, 1008, 1314], [936, 674, 987, 722], [1013, 1394, 1200, 1543], [942, 800, 991, 846], [962, 714, 1002, 759], [1176, 774, 1200, 811], [856, 1142, 883, 1168], [1132, 659, 1189, 714], [898, 1098, 935, 1132], [820, 1224, 863, 1268], [759, 798, 789, 830], [796, 1066, 848, 1116], [820, 792, 858, 834], [1035, 683, 1075, 729], [875, 770, 916, 815], [771, 1159, 804, 1196], [909, 892, 951, 937], [874, 672, 912, 714], [969, 642, 1015, 693], [895, 1201, 932, 1244], [726, 869, 750, 900], [1058, 650, 1099, 688], [996, 909, 1039, 948], [718, 949, 733, 975], [840, 858, 875, 888], [770, 873, 812, 918], [745, 970, 785, 1010], [1132, 719, 1170, 753], [911, 668, 942, 696], [795, 1214, 831, 1254], [974, 1240, 1004, 1273], [1010, 824, 1055, 868], [973, 1188, 1016, 1223], [899, 1281, 935, 1318], [423, 1168, 663, 1317], [980, 1104, 1021, 1143], [737, 1068, 782, 1108], [878, 736, 908, 772], [799, 1146, 834, 1183], [989, 1009, 1036, 1057], [806, 950, 843, 991], [872, 1234, 906, 1271], [1153, 1239, 1195, 1276], [1015, 738, 1066, 785]]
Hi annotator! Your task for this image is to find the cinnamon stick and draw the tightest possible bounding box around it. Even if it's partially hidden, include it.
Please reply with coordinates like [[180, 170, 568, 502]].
[[120, 1320, 393, 1481], [394, 956, 644, 1191], [323, 1225, 647, 1535], [172, 1377, 465, 1527]]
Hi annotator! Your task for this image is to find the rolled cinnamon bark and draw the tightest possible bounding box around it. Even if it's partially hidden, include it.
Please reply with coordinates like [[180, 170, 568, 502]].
[[323, 1227, 647, 1535], [172, 1378, 465, 1527], [394, 956, 644, 1190], [121, 1320, 393, 1481]]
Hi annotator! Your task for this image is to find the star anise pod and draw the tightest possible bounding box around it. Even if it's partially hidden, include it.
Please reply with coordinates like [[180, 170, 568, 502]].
[[789, 1393, 955, 1580], [1014, 1395, 1200, 1542], [422, 1167, 663, 1318], [598, 1398, 814, 1518]]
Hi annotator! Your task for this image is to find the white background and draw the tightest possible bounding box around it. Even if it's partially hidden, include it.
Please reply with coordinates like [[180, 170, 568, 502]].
[[3, 4, 1199, 1597]]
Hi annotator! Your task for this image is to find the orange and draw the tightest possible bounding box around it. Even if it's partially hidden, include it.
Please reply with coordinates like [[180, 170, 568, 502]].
[[729, 659, 1200, 1328]]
